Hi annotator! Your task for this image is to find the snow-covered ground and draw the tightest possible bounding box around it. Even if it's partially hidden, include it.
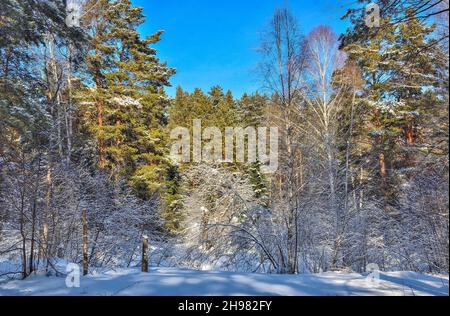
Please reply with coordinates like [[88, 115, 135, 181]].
[[0, 267, 448, 296]]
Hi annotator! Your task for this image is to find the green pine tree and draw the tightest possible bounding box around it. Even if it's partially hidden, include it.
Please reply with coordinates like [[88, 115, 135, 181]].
[[79, 0, 175, 199]]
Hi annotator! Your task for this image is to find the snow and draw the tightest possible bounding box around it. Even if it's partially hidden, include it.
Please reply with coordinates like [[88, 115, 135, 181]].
[[0, 268, 447, 296], [109, 96, 142, 108]]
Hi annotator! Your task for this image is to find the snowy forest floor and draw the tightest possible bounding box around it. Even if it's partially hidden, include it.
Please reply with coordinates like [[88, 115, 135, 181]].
[[0, 267, 448, 296]]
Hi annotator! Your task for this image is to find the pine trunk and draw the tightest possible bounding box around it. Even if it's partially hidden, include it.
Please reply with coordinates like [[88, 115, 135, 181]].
[[82, 209, 88, 276], [142, 237, 148, 273]]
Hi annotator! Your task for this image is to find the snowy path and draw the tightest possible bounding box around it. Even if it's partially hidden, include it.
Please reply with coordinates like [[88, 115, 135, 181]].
[[0, 268, 448, 296]]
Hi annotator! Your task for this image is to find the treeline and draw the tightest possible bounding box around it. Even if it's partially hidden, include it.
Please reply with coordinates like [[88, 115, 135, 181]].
[[0, 0, 175, 278], [0, 0, 448, 278], [167, 2, 449, 273]]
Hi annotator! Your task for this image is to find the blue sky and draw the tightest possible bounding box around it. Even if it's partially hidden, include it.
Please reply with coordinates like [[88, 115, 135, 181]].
[[132, 0, 352, 97]]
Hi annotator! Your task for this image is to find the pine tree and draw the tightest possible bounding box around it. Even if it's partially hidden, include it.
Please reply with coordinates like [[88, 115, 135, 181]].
[[209, 87, 237, 128], [238, 92, 268, 127], [161, 164, 183, 234], [342, 14, 439, 210], [344, 9, 443, 200], [392, 10, 439, 166], [80, 0, 175, 198], [246, 161, 269, 205]]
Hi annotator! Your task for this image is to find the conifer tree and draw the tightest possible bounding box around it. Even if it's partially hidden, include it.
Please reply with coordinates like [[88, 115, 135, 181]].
[[343, 12, 441, 210], [80, 0, 175, 198], [238, 92, 268, 127]]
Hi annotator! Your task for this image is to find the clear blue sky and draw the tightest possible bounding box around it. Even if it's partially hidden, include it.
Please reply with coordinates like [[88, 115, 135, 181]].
[[132, 0, 351, 97]]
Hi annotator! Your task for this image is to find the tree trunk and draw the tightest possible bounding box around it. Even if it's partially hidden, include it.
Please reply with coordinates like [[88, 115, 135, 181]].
[[379, 152, 386, 178], [29, 196, 37, 274], [142, 236, 148, 273], [20, 204, 27, 279], [94, 24, 106, 169], [40, 165, 51, 267], [82, 209, 88, 276], [19, 152, 27, 279], [404, 123, 415, 166], [405, 124, 414, 145]]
